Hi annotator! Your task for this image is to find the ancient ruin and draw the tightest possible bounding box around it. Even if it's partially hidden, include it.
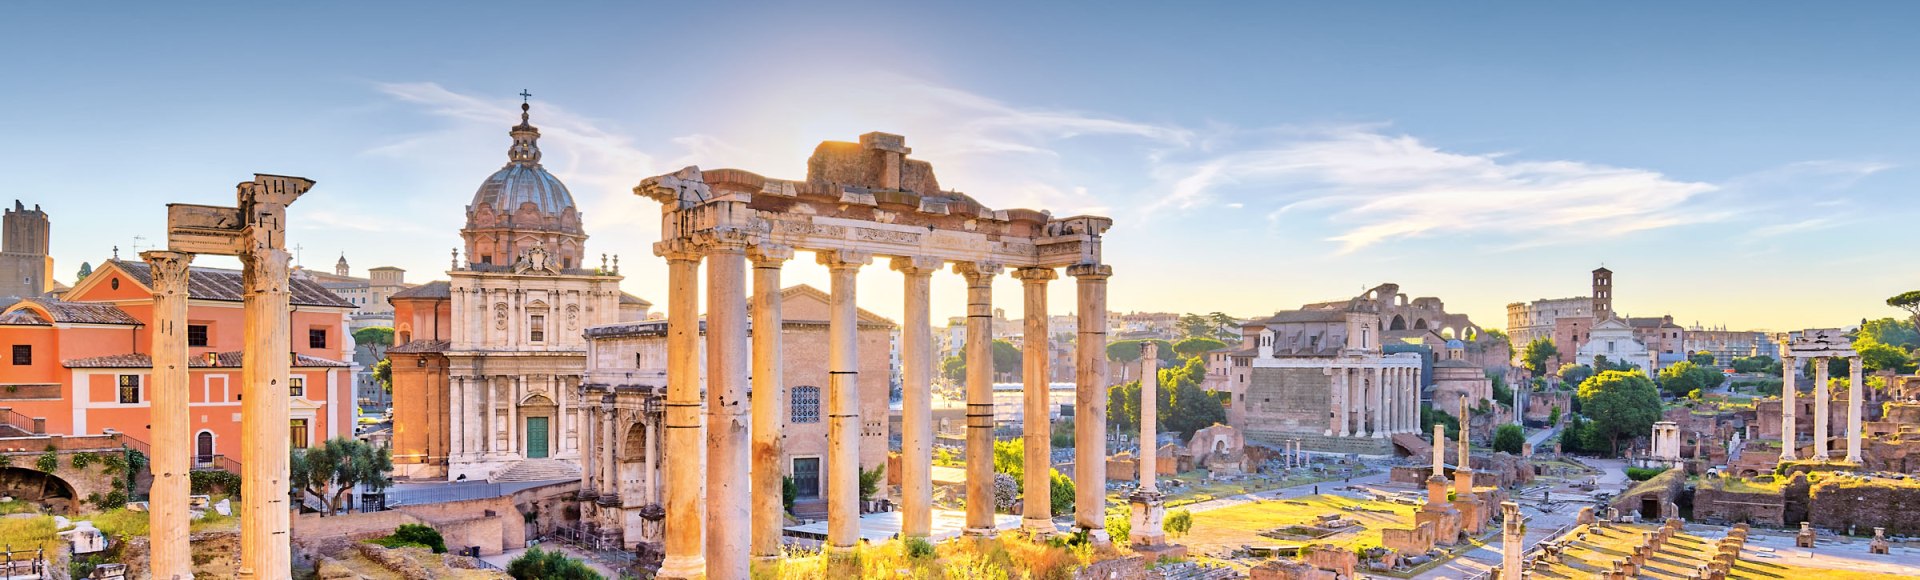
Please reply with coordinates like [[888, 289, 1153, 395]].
[[635, 132, 1113, 578], [1780, 329, 1863, 463]]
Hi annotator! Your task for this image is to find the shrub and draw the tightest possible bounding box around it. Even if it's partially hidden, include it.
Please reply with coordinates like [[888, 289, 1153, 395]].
[[1051, 419, 1075, 448], [370, 523, 447, 553], [1048, 469, 1075, 516], [1493, 424, 1525, 454], [858, 464, 885, 501], [781, 475, 796, 513], [905, 536, 936, 559], [190, 469, 242, 496], [1164, 509, 1192, 537], [1626, 467, 1668, 482], [35, 451, 57, 473], [69, 452, 95, 470], [1105, 514, 1130, 543], [506, 547, 602, 580]]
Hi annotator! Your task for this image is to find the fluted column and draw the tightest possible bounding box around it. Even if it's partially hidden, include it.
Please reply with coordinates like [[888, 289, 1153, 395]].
[[1814, 358, 1830, 461], [1069, 263, 1112, 543], [656, 240, 706, 579], [748, 244, 791, 558], [893, 256, 942, 538], [580, 404, 595, 493], [509, 376, 522, 455], [601, 398, 616, 495], [1847, 356, 1863, 463], [1373, 367, 1387, 438], [143, 251, 193, 580], [1336, 368, 1351, 437], [1015, 267, 1057, 533], [1781, 355, 1798, 461], [1325, 367, 1340, 437], [956, 261, 1002, 536], [705, 235, 751, 578], [1406, 368, 1419, 433], [820, 250, 872, 549]]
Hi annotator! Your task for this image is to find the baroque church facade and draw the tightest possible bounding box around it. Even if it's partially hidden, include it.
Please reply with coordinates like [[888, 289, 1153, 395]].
[[387, 100, 649, 481]]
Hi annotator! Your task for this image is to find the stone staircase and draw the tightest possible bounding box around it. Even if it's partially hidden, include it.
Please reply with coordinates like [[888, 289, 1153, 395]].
[[490, 458, 582, 483]]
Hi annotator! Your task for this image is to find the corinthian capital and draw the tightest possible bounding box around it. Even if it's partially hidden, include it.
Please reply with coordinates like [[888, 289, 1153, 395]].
[[140, 251, 195, 293], [1013, 267, 1057, 284], [890, 256, 944, 277], [816, 249, 873, 272], [952, 261, 1003, 285]]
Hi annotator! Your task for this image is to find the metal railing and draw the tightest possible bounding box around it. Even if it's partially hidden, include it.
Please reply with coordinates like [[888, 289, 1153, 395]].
[[0, 409, 41, 436], [384, 481, 505, 507], [194, 454, 244, 474]]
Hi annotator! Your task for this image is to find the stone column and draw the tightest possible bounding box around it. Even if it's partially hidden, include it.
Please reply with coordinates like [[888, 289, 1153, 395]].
[[1069, 263, 1112, 543], [1500, 502, 1523, 580], [1015, 267, 1057, 534], [1130, 342, 1167, 548], [1814, 357, 1830, 461], [240, 246, 293, 576], [893, 256, 942, 538], [1374, 367, 1387, 438], [1408, 368, 1420, 433], [956, 261, 1002, 536], [580, 404, 595, 494], [1430, 423, 1448, 501], [1781, 355, 1798, 461], [1325, 367, 1340, 437], [601, 399, 616, 495], [1456, 397, 1473, 496], [656, 240, 706, 579], [1848, 355, 1864, 464], [1382, 370, 1395, 436], [508, 376, 522, 455], [647, 416, 662, 505], [143, 250, 193, 580], [747, 244, 791, 559], [1338, 368, 1352, 437], [704, 236, 751, 577], [821, 250, 872, 550]]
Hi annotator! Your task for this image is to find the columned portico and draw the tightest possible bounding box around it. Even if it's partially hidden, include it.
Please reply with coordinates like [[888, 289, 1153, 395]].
[[821, 249, 873, 550], [892, 256, 942, 539], [1779, 330, 1862, 467], [637, 133, 1115, 561], [1014, 266, 1057, 534]]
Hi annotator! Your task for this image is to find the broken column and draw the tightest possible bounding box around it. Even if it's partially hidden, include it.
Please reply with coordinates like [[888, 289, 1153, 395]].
[[143, 250, 193, 580], [1871, 527, 1889, 555], [1500, 502, 1523, 580], [1796, 521, 1816, 548]]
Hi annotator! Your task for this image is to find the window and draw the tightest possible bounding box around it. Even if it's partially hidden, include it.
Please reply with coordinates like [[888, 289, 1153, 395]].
[[308, 329, 327, 349], [187, 325, 209, 347], [792, 457, 821, 499], [9, 345, 27, 366], [529, 314, 546, 342], [289, 419, 309, 449], [791, 386, 821, 424], [289, 376, 304, 397], [117, 375, 141, 404]]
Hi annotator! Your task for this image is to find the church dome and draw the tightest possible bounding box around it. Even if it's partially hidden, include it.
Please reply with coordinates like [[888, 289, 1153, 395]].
[[465, 100, 582, 234]]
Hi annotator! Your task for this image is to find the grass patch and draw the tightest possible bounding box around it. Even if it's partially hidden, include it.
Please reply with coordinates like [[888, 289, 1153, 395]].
[[1180, 493, 1415, 554], [0, 500, 37, 516], [0, 516, 60, 555], [89, 508, 149, 540], [751, 534, 1099, 579]]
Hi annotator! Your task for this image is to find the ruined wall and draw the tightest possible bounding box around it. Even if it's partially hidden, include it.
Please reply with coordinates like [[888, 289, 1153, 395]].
[[1243, 367, 1332, 444], [1692, 480, 1785, 526], [1808, 477, 1920, 536]]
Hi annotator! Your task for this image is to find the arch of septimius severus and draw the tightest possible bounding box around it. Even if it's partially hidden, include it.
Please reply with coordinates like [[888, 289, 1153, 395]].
[[636, 132, 1114, 579]]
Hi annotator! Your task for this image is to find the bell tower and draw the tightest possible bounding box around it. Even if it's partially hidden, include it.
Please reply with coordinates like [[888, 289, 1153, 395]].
[[0, 201, 53, 298], [1591, 267, 1613, 321]]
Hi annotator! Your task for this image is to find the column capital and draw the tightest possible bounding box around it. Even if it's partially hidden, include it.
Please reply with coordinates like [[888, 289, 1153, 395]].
[[890, 256, 944, 277], [816, 249, 873, 271], [1067, 263, 1112, 280], [653, 238, 704, 263], [747, 243, 794, 265], [953, 261, 1003, 284], [693, 228, 753, 253], [139, 250, 195, 289], [1012, 267, 1058, 284]]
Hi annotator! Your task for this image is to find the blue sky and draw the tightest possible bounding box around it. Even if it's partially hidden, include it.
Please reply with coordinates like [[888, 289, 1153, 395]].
[[4, 2, 1916, 331]]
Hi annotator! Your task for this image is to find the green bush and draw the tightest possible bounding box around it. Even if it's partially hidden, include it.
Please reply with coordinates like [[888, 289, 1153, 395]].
[[1106, 514, 1130, 543], [35, 451, 57, 473], [1493, 424, 1525, 454], [190, 469, 242, 496], [368, 523, 448, 553], [905, 536, 936, 558], [1626, 467, 1668, 482], [781, 476, 796, 513], [1049, 469, 1076, 516], [506, 546, 602, 580], [858, 464, 885, 501], [1165, 509, 1192, 537], [69, 452, 95, 470]]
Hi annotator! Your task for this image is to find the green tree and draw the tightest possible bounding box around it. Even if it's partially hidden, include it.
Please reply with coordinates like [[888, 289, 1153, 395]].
[[1657, 361, 1722, 398], [1548, 406, 1562, 426], [1172, 336, 1228, 360], [1106, 340, 1143, 365], [1177, 313, 1214, 339], [858, 464, 885, 501], [353, 326, 394, 360], [1051, 418, 1075, 448], [940, 355, 966, 383], [991, 339, 1022, 378], [1731, 355, 1776, 374], [1577, 370, 1663, 456], [1489, 372, 1514, 408], [1048, 469, 1075, 516], [1206, 312, 1240, 342], [1557, 363, 1594, 387], [1165, 509, 1193, 537], [1107, 358, 1225, 440], [1859, 318, 1920, 350], [993, 439, 1026, 480], [1493, 424, 1525, 454], [1688, 351, 1716, 366], [1521, 338, 1559, 378], [372, 358, 393, 394], [1858, 340, 1916, 374], [1889, 291, 1920, 330], [1479, 328, 1513, 352], [507, 547, 602, 580], [75, 262, 92, 282], [1420, 407, 1460, 440], [291, 437, 393, 516]]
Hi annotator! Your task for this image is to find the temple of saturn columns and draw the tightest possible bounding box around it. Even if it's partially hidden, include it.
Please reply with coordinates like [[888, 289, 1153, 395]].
[[635, 132, 1114, 579], [147, 174, 313, 580], [1778, 328, 1865, 464]]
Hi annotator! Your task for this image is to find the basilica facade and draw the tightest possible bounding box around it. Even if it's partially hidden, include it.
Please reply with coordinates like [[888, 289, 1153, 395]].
[[387, 101, 649, 481]]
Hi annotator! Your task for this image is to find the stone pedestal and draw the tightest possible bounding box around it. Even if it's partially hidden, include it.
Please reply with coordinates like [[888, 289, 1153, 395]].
[[1796, 521, 1816, 548], [1127, 490, 1174, 551], [1871, 527, 1889, 555]]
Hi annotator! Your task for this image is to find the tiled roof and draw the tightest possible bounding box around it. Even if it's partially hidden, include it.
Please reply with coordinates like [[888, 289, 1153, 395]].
[[391, 280, 451, 300], [388, 339, 450, 354], [63, 351, 351, 369], [5, 298, 141, 325], [619, 292, 651, 307], [1257, 309, 1351, 324], [0, 309, 49, 326], [108, 260, 354, 308]]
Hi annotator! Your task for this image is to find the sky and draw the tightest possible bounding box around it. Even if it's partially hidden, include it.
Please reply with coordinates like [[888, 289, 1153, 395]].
[[3, 2, 1917, 332]]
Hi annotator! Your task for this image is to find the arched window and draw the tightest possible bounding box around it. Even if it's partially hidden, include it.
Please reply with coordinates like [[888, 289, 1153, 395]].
[[791, 386, 821, 424]]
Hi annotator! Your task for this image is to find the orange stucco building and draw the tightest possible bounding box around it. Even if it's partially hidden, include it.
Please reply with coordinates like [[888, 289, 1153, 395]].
[[0, 259, 356, 465]]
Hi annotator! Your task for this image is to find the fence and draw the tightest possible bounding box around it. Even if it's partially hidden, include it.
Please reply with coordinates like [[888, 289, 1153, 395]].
[[194, 453, 244, 474], [0, 409, 42, 436], [383, 482, 505, 507]]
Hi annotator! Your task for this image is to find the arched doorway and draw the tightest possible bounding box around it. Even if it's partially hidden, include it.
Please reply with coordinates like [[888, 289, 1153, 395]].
[[619, 422, 649, 503], [521, 394, 557, 459], [0, 466, 77, 515], [1389, 315, 1407, 331], [196, 431, 216, 465]]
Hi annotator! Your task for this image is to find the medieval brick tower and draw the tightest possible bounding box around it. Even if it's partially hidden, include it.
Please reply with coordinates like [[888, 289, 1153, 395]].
[[1591, 267, 1613, 322], [0, 201, 52, 299]]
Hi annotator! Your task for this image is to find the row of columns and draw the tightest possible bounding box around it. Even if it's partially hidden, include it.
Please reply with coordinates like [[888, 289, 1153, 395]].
[[654, 233, 1113, 579], [1327, 365, 1421, 438], [448, 374, 577, 460], [1779, 355, 1864, 463], [579, 401, 661, 507]]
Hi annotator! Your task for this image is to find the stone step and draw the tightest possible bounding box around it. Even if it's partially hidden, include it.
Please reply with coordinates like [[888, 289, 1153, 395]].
[[490, 459, 582, 483]]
